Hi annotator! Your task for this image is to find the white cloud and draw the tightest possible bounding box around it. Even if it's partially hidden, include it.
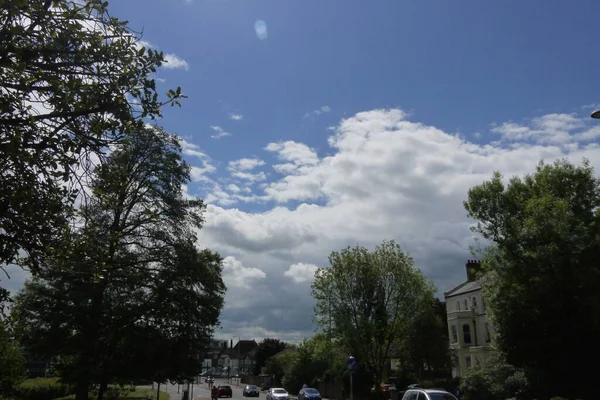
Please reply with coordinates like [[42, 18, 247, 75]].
[[284, 263, 319, 283], [228, 158, 265, 171], [227, 184, 241, 193], [210, 126, 231, 139], [135, 40, 188, 71], [304, 105, 331, 119], [222, 256, 266, 289], [190, 164, 216, 182], [491, 113, 583, 144], [163, 53, 190, 70], [10, 105, 600, 344], [179, 138, 208, 159], [230, 170, 267, 182], [265, 141, 319, 166], [230, 113, 244, 121]]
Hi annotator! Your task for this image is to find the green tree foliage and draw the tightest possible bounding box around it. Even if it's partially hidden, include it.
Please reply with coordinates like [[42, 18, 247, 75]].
[[265, 351, 298, 388], [404, 299, 451, 380], [0, 0, 185, 273], [253, 338, 288, 376], [0, 289, 25, 398], [459, 351, 528, 400], [281, 334, 346, 394], [464, 159, 600, 399], [311, 240, 435, 392], [12, 126, 225, 400]]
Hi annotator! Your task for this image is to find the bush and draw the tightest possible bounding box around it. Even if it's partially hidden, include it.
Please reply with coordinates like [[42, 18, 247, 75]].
[[14, 377, 74, 400]]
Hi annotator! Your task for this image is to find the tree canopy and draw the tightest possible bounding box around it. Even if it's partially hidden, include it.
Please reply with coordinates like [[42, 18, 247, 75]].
[[311, 240, 435, 390], [464, 158, 600, 399], [0, 0, 184, 273], [12, 126, 225, 400], [253, 338, 288, 375]]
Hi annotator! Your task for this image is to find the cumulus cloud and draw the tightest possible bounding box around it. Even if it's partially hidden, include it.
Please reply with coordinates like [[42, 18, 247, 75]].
[[228, 158, 266, 171], [135, 40, 188, 71], [210, 126, 231, 139], [163, 53, 190, 70], [284, 263, 319, 283], [230, 113, 244, 121], [192, 107, 600, 342], [9, 106, 600, 344], [222, 256, 266, 289]]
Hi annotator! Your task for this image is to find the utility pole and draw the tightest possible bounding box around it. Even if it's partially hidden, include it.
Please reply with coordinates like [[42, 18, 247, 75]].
[[238, 337, 242, 383]]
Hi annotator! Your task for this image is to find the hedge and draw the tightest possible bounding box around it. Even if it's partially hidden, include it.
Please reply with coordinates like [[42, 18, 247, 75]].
[[14, 377, 74, 400]]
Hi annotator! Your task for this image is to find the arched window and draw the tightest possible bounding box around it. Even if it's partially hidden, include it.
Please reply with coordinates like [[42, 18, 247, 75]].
[[463, 324, 472, 344]]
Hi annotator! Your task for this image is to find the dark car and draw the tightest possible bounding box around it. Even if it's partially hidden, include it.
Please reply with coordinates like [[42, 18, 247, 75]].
[[298, 388, 321, 400], [218, 385, 233, 398], [243, 385, 260, 397]]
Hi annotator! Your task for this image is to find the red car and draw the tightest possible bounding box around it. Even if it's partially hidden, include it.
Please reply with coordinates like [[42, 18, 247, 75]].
[[379, 384, 398, 399]]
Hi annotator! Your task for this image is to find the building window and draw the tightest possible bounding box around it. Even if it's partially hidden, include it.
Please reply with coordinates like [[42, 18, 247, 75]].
[[465, 356, 472, 368], [451, 325, 458, 343], [462, 324, 472, 344], [456, 301, 460, 311], [485, 323, 491, 343], [464, 299, 468, 309], [472, 296, 477, 309]]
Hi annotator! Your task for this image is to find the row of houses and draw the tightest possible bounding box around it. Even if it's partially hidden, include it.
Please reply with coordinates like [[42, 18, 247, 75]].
[[201, 338, 259, 376]]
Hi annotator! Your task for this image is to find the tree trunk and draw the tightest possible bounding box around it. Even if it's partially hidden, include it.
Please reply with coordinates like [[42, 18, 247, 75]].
[[75, 381, 90, 400], [97, 376, 108, 400]]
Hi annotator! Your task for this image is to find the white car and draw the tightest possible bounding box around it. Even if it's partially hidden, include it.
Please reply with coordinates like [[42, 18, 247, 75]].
[[401, 389, 458, 400], [267, 388, 289, 400]]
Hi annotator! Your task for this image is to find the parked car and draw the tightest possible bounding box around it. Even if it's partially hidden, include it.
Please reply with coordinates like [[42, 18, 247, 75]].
[[380, 384, 398, 399], [218, 385, 233, 398], [401, 389, 458, 400], [243, 385, 260, 397], [298, 388, 321, 400], [267, 388, 289, 400], [371, 384, 398, 399]]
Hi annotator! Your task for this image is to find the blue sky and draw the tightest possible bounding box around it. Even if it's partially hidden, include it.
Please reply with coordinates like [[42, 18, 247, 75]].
[[7, 0, 600, 343]]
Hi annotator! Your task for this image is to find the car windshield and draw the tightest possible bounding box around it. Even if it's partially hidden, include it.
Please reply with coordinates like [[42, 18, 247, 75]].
[[304, 389, 319, 394], [248, 386, 257, 390], [221, 386, 231, 389], [428, 393, 458, 400], [274, 389, 287, 394]]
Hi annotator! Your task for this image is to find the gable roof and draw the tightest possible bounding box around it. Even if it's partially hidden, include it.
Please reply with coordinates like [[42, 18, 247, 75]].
[[232, 339, 258, 355]]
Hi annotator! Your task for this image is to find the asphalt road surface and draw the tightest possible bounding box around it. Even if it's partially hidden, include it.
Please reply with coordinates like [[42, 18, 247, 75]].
[[150, 378, 253, 400]]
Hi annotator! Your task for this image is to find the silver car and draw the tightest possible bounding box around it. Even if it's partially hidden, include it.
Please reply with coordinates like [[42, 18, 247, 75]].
[[401, 389, 458, 400], [267, 388, 289, 400]]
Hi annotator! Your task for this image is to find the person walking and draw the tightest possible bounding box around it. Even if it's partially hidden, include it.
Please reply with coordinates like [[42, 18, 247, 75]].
[[211, 385, 219, 400]]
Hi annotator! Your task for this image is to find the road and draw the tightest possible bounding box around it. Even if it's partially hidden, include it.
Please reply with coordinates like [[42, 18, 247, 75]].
[[148, 378, 255, 400]]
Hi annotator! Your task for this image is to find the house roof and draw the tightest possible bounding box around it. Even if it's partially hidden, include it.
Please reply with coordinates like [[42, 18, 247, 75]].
[[232, 339, 258, 355], [444, 279, 482, 298]]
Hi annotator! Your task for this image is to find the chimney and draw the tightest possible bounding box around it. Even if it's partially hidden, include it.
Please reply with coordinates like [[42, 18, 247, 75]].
[[230, 338, 233, 350], [466, 259, 482, 281]]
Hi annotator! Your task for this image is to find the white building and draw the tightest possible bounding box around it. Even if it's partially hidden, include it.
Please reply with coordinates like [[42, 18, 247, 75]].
[[444, 260, 494, 378]]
